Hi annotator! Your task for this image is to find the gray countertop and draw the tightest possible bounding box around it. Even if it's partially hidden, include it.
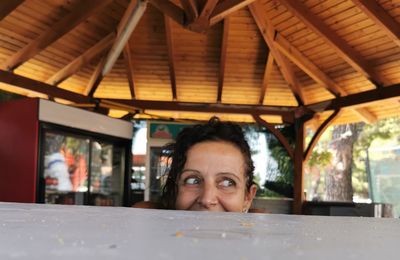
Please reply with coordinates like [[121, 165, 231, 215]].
[[0, 202, 399, 260]]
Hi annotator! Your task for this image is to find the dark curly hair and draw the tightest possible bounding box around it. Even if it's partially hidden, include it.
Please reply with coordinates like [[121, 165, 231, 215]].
[[160, 117, 255, 209]]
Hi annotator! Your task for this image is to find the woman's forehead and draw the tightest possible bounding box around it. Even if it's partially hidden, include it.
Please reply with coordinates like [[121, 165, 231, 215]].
[[183, 141, 246, 177]]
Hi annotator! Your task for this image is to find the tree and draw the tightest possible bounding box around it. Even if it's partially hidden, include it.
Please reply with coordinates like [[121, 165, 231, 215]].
[[325, 123, 364, 201], [306, 150, 332, 200], [353, 117, 400, 198]]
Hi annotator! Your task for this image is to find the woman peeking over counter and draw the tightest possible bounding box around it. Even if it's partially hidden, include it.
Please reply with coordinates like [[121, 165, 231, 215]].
[[158, 117, 257, 213]]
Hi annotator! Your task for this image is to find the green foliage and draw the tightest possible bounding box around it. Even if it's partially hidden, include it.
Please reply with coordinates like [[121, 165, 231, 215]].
[[352, 117, 400, 197], [307, 150, 332, 168], [305, 117, 400, 200], [256, 187, 284, 198], [267, 125, 295, 184], [263, 125, 295, 197], [355, 117, 400, 155]]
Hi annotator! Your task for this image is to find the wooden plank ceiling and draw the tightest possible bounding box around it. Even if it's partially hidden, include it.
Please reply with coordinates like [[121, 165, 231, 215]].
[[0, 0, 400, 126]]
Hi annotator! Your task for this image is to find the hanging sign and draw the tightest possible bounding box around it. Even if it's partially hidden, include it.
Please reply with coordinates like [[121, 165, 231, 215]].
[[149, 122, 191, 140]]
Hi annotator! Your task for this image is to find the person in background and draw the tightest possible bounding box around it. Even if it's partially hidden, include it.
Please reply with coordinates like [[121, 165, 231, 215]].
[[160, 117, 257, 213], [44, 136, 72, 192]]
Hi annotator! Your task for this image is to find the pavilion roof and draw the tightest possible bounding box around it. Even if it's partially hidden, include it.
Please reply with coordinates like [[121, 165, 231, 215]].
[[0, 0, 399, 126]]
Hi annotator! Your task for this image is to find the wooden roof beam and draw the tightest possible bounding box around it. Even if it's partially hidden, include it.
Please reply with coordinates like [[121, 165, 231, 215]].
[[149, 0, 185, 26], [304, 109, 341, 161], [187, 0, 219, 32], [2, 0, 112, 71], [0, 70, 91, 104], [210, 0, 257, 26], [249, 3, 305, 105], [253, 114, 294, 160], [102, 0, 147, 77], [123, 42, 137, 99], [86, 0, 147, 97], [350, 107, 377, 124], [306, 83, 400, 113], [251, 0, 376, 123], [217, 17, 230, 103], [164, 16, 178, 101], [180, 0, 198, 24], [0, 0, 24, 21], [85, 57, 106, 97], [272, 32, 345, 97], [305, 113, 320, 133], [350, 0, 400, 48], [198, 0, 219, 21], [259, 52, 273, 105], [278, 0, 386, 87], [46, 33, 115, 86], [103, 98, 296, 117]]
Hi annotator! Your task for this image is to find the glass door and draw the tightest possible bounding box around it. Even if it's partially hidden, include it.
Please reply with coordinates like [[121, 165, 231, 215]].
[[148, 147, 169, 202], [43, 132, 89, 205], [89, 141, 125, 206], [40, 126, 129, 206]]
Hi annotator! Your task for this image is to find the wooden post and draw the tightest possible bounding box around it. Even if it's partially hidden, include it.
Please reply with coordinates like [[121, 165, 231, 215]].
[[293, 117, 305, 214]]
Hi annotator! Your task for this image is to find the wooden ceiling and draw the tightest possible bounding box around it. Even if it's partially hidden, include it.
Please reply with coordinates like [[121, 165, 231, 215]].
[[0, 0, 400, 125]]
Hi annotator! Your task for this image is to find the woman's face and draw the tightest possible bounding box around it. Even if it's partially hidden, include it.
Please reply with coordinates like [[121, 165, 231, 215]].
[[175, 141, 256, 212]]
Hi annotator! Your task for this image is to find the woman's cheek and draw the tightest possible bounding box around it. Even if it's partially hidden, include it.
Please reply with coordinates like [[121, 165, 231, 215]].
[[175, 188, 197, 209], [218, 192, 245, 212]]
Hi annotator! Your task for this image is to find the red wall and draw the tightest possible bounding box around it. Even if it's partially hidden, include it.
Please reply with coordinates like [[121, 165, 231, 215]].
[[0, 98, 39, 202]]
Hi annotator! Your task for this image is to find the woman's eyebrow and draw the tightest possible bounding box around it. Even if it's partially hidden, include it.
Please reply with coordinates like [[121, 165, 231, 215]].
[[215, 172, 241, 182], [180, 169, 201, 174]]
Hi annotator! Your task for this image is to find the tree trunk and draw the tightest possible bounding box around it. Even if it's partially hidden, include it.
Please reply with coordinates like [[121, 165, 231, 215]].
[[325, 123, 362, 201]]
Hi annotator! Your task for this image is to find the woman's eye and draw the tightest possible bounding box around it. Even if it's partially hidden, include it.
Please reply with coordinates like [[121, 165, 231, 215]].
[[219, 179, 236, 188], [184, 177, 200, 185]]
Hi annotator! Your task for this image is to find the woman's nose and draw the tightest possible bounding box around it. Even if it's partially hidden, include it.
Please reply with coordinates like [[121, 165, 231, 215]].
[[197, 183, 218, 209]]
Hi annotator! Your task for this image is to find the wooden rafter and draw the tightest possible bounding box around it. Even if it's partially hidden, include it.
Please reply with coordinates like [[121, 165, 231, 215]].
[[210, 0, 257, 26], [188, 0, 219, 32], [278, 0, 385, 87], [46, 33, 115, 86], [85, 57, 106, 97], [149, 0, 185, 26], [105, 98, 296, 117], [350, 0, 400, 48], [164, 15, 178, 100], [306, 113, 320, 133], [198, 0, 219, 21], [123, 42, 136, 99], [2, 69, 395, 124], [251, 1, 375, 124], [306, 83, 400, 112], [180, 0, 198, 24], [351, 108, 377, 124], [259, 52, 273, 105], [272, 32, 344, 98], [253, 114, 294, 159], [2, 0, 112, 71], [0, 0, 23, 21], [102, 0, 147, 77], [270, 2, 376, 124], [275, 55, 305, 105], [120, 112, 136, 121], [86, 0, 147, 97], [249, 3, 305, 105], [217, 17, 230, 103], [0, 70, 91, 104], [304, 109, 341, 162]]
